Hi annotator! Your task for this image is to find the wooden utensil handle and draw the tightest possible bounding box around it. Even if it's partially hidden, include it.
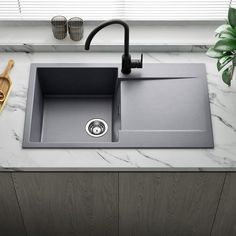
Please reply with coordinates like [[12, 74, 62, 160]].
[[1, 59, 14, 77]]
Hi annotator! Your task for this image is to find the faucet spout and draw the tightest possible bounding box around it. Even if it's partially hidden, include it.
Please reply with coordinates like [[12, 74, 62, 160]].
[[85, 19, 143, 74], [85, 19, 129, 57]]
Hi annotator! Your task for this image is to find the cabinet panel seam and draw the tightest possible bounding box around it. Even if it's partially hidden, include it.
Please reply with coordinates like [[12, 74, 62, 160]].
[[118, 172, 120, 236], [210, 172, 227, 236], [10, 173, 28, 236]]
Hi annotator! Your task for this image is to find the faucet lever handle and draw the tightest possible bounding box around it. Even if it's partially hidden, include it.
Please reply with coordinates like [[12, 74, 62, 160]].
[[131, 53, 143, 68]]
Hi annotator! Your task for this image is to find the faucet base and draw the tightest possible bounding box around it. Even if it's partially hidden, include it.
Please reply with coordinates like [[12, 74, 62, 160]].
[[122, 54, 131, 74]]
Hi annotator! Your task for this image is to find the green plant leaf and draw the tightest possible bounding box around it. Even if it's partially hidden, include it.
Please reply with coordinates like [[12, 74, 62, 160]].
[[224, 27, 236, 37], [216, 27, 236, 39], [228, 7, 236, 28], [217, 55, 233, 71], [219, 32, 236, 39], [215, 24, 231, 34], [222, 66, 233, 86], [219, 54, 233, 63], [214, 38, 236, 51], [206, 47, 225, 58], [217, 60, 222, 71]]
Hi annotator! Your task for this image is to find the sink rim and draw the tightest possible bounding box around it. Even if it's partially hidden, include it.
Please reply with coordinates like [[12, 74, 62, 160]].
[[23, 63, 214, 149]]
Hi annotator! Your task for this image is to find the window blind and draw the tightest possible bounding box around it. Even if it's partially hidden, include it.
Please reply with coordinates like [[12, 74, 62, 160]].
[[0, 0, 232, 20], [0, 0, 21, 19]]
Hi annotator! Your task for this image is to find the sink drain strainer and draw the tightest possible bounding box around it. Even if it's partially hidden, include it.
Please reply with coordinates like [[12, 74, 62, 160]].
[[86, 119, 108, 137]]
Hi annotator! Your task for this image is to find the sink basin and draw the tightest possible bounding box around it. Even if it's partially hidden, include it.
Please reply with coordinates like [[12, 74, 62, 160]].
[[23, 63, 214, 148]]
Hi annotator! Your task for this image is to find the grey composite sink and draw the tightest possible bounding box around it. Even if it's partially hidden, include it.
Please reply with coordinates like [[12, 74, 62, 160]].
[[23, 63, 214, 148]]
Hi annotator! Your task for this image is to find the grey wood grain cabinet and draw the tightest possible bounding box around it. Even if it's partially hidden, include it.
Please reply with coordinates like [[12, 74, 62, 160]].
[[13, 173, 118, 236], [0, 173, 26, 236], [119, 173, 225, 236], [212, 173, 236, 236]]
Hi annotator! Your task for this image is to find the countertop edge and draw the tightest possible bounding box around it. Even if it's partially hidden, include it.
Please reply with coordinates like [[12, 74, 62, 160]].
[[0, 167, 236, 172]]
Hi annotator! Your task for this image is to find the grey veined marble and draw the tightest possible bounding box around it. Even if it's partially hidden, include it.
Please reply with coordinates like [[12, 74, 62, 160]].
[[0, 44, 209, 53], [0, 52, 236, 171]]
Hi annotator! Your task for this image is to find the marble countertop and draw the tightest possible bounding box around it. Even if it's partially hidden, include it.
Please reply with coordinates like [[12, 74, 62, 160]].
[[0, 52, 236, 171], [0, 21, 216, 52]]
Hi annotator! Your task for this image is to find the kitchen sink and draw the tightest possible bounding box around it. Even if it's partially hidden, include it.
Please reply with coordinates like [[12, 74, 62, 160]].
[[23, 63, 214, 148]]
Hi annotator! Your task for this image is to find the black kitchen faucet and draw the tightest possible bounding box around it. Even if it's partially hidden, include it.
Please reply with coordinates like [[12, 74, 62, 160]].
[[85, 19, 143, 74]]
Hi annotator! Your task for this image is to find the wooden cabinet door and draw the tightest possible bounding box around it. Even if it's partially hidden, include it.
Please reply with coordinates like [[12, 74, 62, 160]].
[[212, 173, 236, 236], [13, 173, 118, 236], [119, 173, 224, 236], [0, 173, 26, 236]]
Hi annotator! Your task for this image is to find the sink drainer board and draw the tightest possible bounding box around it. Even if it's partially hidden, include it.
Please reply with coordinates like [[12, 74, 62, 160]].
[[23, 63, 214, 148]]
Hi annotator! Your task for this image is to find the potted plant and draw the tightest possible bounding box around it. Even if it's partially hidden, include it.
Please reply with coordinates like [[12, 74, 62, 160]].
[[207, 7, 236, 86]]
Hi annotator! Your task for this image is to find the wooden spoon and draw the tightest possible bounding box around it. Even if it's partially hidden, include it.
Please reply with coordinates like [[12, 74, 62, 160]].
[[0, 59, 14, 103]]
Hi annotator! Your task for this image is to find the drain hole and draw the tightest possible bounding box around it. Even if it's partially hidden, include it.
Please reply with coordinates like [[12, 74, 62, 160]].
[[86, 119, 108, 137]]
